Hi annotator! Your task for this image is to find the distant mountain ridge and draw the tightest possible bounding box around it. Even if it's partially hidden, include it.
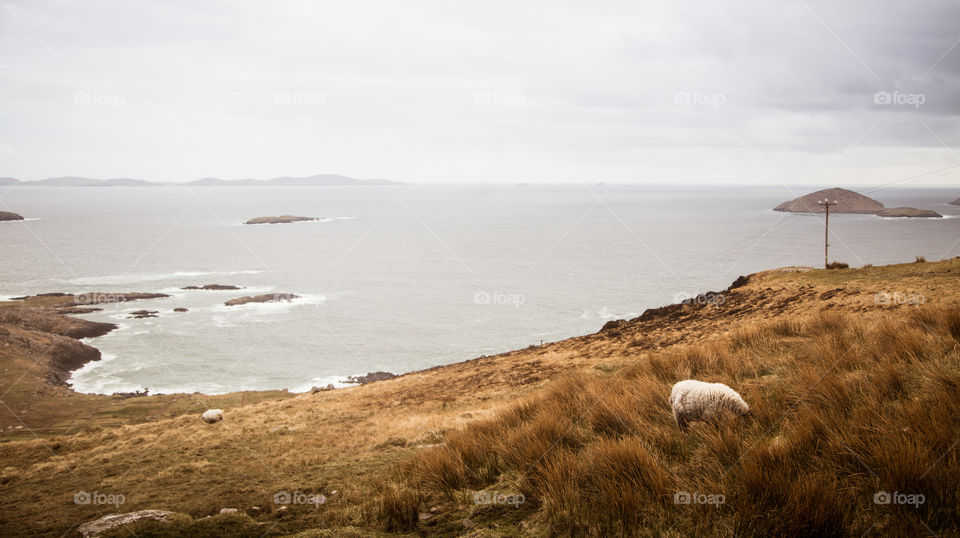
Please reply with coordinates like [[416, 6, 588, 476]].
[[0, 174, 406, 187]]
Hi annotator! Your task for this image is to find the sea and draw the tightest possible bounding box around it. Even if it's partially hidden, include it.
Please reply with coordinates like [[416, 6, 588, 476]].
[[1, 184, 957, 395]]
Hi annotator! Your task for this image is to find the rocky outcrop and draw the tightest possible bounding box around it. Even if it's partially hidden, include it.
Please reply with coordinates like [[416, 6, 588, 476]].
[[128, 310, 159, 319], [224, 293, 299, 306], [0, 307, 116, 386], [10, 292, 169, 306], [774, 188, 884, 214], [244, 215, 317, 225], [181, 284, 242, 290], [0, 307, 116, 339], [77, 510, 176, 538], [877, 207, 943, 218], [173, 307, 189, 312], [343, 371, 398, 385], [949, 197, 960, 206], [0, 211, 24, 221]]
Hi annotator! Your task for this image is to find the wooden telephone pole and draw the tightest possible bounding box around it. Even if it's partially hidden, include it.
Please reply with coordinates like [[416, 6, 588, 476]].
[[818, 199, 837, 268]]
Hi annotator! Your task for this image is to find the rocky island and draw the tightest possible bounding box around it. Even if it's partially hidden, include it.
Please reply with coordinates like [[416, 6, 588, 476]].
[[244, 215, 318, 225], [950, 197, 960, 205], [877, 207, 943, 218], [774, 187, 884, 214], [181, 284, 242, 290], [775, 187, 943, 217], [0, 211, 24, 221], [224, 293, 299, 306]]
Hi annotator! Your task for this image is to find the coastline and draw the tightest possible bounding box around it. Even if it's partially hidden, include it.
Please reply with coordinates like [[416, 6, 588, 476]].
[[3, 258, 953, 438], [1, 258, 958, 535]]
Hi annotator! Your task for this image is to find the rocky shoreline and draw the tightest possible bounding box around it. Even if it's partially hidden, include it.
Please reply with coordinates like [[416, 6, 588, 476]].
[[0, 290, 396, 399]]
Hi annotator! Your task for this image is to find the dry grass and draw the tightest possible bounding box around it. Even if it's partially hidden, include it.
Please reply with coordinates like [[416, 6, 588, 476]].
[[391, 305, 960, 536]]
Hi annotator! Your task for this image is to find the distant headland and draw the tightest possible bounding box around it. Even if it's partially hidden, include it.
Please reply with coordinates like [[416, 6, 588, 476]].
[[0, 174, 407, 187]]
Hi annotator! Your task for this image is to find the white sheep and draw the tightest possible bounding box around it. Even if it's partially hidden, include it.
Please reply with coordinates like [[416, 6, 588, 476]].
[[669, 380, 750, 430], [201, 409, 223, 424]]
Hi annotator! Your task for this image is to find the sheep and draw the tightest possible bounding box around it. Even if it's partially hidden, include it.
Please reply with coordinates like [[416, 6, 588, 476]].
[[669, 380, 749, 430], [201, 409, 223, 424]]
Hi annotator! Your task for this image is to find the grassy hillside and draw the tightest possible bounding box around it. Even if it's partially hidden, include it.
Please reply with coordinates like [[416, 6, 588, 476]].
[[396, 306, 960, 536], [1, 259, 958, 536]]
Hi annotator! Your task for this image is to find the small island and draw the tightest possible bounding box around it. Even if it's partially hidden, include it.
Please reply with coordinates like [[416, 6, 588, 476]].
[[877, 207, 943, 218], [773, 188, 884, 214], [181, 284, 242, 290], [950, 197, 960, 206], [244, 215, 318, 225], [0, 211, 24, 221], [224, 293, 300, 306], [775, 188, 943, 218]]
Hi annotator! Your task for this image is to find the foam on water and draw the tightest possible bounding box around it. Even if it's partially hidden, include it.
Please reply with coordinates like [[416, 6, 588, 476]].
[[66, 270, 263, 286]]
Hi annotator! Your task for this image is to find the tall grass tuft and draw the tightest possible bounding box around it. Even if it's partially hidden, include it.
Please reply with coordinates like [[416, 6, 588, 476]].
[[385, 305, 960, 534]]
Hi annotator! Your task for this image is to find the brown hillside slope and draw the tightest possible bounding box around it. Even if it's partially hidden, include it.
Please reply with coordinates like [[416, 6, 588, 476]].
[[0, 259, 958, 536]]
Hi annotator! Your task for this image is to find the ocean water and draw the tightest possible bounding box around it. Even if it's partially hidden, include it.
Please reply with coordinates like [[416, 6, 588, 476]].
[[1, 184, 957, 395]]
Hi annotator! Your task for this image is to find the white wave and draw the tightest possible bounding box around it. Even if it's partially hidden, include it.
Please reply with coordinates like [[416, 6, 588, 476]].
[[212, 316, 235, 328], [289, 376, 353, 393], [579, 308, 637, 320], [66, 270, 263, 286]]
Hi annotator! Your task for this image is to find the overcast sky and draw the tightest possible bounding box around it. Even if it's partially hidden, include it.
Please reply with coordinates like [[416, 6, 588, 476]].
[[1, 0, 959, 186]]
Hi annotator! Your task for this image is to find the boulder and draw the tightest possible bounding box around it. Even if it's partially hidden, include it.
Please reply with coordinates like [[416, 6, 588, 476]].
[[181, 284, 242, 290], [77, 510, 175, 537], [173, 308, 188, 312], [773, 188, 884, 214]]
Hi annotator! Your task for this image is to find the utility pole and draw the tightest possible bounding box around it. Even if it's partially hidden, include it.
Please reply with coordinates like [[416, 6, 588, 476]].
[[818, 199, 837, 268]]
